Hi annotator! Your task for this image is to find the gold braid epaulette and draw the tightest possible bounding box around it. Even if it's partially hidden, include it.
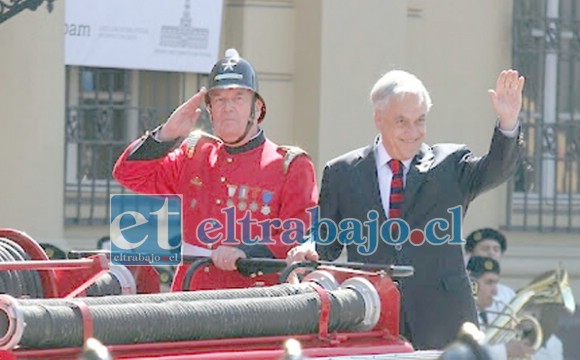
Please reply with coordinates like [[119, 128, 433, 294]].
[[278, 145, 309, 174], [185, 130, 221, 159]]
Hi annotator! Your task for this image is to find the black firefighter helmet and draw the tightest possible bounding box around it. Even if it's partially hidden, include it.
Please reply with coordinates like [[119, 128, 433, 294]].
[[206, 48, 266, 123]]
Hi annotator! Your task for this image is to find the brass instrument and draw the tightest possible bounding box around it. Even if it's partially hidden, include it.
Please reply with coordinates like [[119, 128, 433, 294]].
[[484, 268, 575, 351]]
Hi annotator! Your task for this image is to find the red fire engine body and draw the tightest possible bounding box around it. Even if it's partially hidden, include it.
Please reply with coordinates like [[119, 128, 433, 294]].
[[0, 229, 449, 360]]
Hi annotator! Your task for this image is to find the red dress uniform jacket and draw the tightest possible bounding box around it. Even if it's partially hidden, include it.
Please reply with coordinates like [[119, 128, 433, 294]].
[[113, 129, 318, 290]]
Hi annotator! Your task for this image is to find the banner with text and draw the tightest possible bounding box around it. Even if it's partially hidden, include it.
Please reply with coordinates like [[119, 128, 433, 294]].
[[65, 0, 223, 73]]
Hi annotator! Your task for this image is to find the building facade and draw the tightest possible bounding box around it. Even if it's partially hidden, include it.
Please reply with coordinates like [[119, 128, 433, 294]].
[[1, 0, 579, 299]]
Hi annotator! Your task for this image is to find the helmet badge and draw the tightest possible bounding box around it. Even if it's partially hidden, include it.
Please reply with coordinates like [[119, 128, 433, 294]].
[[215, 48, 243, 81], [222, 57, 237, 72], [221, 48, 240, 71]]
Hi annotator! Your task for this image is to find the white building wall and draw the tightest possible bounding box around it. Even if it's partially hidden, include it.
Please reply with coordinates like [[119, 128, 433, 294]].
[[0, 2, 66, 249]]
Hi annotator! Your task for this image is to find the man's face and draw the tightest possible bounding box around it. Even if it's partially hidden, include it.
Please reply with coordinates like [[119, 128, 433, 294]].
[[472, 239, 502, 262], [374, 94, 427, 161], [208, 88, 260, 143], [476, 272, 499, 309]]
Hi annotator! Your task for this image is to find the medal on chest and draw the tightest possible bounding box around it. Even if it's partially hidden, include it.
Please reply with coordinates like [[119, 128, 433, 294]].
[[249, 187, 260, 212], [261, 190, 273, 215], [238, 185, 248, 211], [226, 184, 237, 208]]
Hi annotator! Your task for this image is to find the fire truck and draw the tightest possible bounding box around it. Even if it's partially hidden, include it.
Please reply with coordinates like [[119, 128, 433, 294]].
[[0, 228, 450, 360]]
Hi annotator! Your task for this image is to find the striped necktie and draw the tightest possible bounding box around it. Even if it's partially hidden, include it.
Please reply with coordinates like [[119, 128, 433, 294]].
[[388, 159, 404, 219]]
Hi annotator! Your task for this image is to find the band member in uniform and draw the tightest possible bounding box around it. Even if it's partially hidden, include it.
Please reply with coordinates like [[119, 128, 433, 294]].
[[468, 256, 535, 359], [465, 228, 515, 323], [113, 49, 318, 290]]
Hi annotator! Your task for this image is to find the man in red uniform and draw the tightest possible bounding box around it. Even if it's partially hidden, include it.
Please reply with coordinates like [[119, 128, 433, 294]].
[[113, 49, 318, 290]]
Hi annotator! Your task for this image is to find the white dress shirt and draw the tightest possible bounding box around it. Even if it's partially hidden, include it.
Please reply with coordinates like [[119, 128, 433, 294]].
[[374, 139, 413, 217], [486, 283, 517, 323], [478, 311, 508, 360]]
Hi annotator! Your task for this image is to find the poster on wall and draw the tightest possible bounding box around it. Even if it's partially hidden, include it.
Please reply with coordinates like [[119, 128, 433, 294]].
[[65, 0, 224, 73]]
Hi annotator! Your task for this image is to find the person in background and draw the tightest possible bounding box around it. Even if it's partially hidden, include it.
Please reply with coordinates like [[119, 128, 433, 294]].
[[467, 256, 535, 360], [465, 228, 515, 323]]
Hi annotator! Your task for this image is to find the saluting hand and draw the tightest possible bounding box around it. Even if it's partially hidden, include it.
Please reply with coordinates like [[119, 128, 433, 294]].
[[488, 69, 525, 131], [158, 87, 207, 141]]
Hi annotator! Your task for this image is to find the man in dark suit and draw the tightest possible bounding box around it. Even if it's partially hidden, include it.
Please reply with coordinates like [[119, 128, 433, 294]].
[[287, 69, 525, 350]]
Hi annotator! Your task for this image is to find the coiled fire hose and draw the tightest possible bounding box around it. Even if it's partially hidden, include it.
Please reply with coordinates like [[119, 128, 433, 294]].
[[0, 283, 374, 350], [0, 238, 43, 298], [18, 282, 319, 306], [85, 273, 123, 297], [0, 238, 136, 298]]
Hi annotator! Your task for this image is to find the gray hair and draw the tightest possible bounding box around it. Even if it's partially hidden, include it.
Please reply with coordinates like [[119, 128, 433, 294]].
[[370, 70, 432, 112]]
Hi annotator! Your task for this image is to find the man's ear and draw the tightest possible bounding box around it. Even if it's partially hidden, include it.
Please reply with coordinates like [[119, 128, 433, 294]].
[[373, 110, 382, 131], [255, 99, 264, 118]]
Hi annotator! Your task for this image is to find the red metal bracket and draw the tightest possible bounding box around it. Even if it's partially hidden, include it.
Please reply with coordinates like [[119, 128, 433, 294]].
[[311, 283, 330, 339], [0, 255, 110, 299], [0, 350, 16, 359], [55, 255, 110, 298], [67, 300, 94, 343], [0, 228, 58, 297]]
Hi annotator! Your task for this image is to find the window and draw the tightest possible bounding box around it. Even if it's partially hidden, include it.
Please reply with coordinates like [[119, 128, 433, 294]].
[[64, 66, 210, 225], [508, 0, 580, 231]]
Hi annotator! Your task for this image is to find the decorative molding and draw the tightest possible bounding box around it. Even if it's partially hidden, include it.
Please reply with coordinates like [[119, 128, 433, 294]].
[[227, 0, 293, 9]]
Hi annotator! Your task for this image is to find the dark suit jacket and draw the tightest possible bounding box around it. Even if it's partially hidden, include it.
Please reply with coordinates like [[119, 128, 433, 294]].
[[316, 127, 523, 350]]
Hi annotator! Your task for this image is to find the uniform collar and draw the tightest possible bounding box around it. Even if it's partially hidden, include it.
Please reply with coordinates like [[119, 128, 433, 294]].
[[224, 128, 265, 154]]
